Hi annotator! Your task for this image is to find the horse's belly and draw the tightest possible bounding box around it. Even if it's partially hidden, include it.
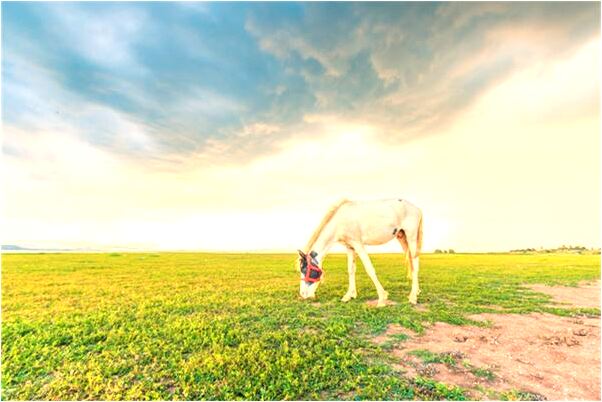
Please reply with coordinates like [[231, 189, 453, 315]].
[[356, 216, 398, 245], [361, 228, 396, 245]]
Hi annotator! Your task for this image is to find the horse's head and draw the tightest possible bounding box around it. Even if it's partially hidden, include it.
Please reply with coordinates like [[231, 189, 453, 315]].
[[297, 250, 322, 299]]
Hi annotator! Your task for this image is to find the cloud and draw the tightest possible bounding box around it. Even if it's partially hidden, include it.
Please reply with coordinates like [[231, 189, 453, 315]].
[[46, 3, 146, 70], [247, 2, 599, 141], [2, 2, 599, 167]]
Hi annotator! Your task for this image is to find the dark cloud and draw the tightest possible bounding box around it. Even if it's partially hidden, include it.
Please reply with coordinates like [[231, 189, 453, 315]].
[[248, 2, 599, 140], [2, 2, 599, 163]]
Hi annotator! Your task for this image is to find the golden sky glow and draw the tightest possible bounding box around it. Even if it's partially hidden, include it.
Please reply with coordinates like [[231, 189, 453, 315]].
[[2, 3, 600, 252]]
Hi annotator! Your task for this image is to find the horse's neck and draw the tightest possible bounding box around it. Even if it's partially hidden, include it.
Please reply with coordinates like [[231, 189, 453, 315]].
[[310, 221, 337, 263]]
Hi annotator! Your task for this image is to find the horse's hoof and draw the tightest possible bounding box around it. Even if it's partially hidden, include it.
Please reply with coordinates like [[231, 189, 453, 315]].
[[376, 300, 387, 308], [408, 296, 417, 305], [341, 293, 356, 302]]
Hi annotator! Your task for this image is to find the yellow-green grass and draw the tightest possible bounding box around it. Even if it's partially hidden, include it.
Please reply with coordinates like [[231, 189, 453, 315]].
[[2, 253, 599, 400]]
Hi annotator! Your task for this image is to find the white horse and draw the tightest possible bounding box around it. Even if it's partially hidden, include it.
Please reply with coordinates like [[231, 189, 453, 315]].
[[297, 198, 423, 307]]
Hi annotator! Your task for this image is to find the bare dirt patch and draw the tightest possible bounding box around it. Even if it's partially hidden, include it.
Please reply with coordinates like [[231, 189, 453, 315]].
[[394, 354, 497, 394], [388, 313, 600, 400], [376, 281, 601, 400], [526, 280, 600, 308]]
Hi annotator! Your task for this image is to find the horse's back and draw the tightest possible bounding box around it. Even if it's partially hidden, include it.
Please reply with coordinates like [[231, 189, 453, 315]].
[[335, 199, 420, 245], [341, 199, 419, 220]]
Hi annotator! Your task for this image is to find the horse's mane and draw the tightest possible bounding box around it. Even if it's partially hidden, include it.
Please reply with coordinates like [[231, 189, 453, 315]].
[[304, 199, 350, 253]]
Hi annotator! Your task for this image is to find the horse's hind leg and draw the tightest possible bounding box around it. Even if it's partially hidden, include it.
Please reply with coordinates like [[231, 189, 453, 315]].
[[403, 229, 420, 305], [341, 246, 357, 302], [396, 230, 412, 280], [350, 242, 388, 307]]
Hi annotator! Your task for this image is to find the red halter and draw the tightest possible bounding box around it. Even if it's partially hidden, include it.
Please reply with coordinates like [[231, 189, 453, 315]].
[[304, 255, 323, 283]]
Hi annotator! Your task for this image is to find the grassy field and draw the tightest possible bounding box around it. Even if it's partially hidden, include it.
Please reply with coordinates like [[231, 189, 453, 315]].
[[1, 252, 599, 400]]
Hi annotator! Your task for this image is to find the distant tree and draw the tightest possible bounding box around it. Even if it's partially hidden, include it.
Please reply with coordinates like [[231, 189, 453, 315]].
[[448, 249, 456, 254], [434, 249, 443, 254]]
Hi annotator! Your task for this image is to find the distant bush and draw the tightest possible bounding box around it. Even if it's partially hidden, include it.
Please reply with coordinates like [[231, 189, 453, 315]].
[[510, 245, 597, 254]]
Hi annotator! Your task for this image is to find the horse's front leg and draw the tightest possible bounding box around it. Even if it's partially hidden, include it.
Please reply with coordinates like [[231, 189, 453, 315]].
[[351, 242, 388, 307], [341, 247, 357, 302]]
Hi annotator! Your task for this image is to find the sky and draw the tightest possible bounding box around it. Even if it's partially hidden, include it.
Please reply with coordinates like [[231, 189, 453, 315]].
[[1, 2, 600, 252]]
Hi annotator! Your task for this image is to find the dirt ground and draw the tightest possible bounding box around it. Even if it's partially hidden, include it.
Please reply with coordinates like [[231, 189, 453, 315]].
[[526, 280, 600, 308], [376, 281, 601, 400]]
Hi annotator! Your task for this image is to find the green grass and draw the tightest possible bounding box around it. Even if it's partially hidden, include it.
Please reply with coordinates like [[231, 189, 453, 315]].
[[470, 367, 495, 381], [499, 390, 546, 401], [408, 349, 460, 366], [378, 333, 410, 351], [1, 253, 599, 400]]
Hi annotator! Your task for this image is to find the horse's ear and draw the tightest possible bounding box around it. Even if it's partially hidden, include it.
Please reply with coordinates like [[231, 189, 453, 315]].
[[297, 249, 306, 258]]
